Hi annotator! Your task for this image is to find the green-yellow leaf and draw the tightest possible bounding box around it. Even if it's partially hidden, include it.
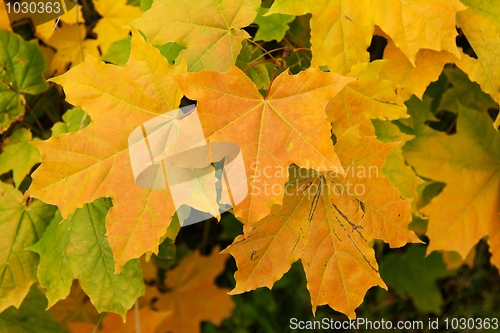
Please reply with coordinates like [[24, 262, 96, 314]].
[[372, 119, 424, 216], [0, 29, 47, 133], [404, 106, 500, 268], [51, 107, 90, 137], [439, 67, 498, 114], [0, 182, 57, 312], [455, 0, 500, 128], [132, 0, 260, 71], [28, 30, 186, 274], [29, 199, 145, 319]]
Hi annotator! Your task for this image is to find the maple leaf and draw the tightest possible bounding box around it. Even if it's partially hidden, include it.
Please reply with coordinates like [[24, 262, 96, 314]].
[[68, 308, 170, 333], [268, 0, 465, 75], [140, 247, 233, 333], [404, 106, 500, 268], [0, 285, 65, 333], [93, 0, 142, 54], [326, 60, 407, 138], [372, 0, 466, 64], [101, 35, 185, 68], [222, 126, 420, 318], [441, 247, 475, 271], [372, 119, 424, 216], [51, 107, 90, 136], [375, 28, 457, 100], [29, 199, 145, 318], [438, 67, 498, 114], [267, 0, 374, 75], [380, 245, 448, 314], [173, 66, 354, 234], [28, 30, 186, 273], [455, 0, 500, 128], [0, 128, 41, 188], [0, 182, 57, 312], [45, 23, 99, 77], [0, 29, 47, 133], [253, 7, 295, 42], [35, 5, 84, 43], [132, 0, 260, 71]]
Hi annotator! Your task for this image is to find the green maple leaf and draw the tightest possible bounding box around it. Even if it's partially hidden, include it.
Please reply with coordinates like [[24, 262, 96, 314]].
[[101, 36, 184, 67], [29, 198, 145, 319], [0, 128, 41, 188], [50, 107, 91, 137], [0, 30, 47, 133], [253, 7, 295, 42], [0, 182, 57, 312], [380, 245, 448, 314], [235, 40, 271, 90], [0, 285, 65, 333]]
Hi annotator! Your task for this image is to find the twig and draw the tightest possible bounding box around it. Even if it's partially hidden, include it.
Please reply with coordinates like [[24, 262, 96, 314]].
[[135, 300, 141, 333], [243, 59, 276, 72], [245, 38, 280, 64], [25, 102, 45, 136]]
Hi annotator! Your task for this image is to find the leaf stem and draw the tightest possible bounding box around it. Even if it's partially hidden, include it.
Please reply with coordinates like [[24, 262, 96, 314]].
[[91, 312, 105, 333]]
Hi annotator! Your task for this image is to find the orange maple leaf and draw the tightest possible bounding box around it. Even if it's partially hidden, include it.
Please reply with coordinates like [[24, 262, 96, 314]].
[[222, 126, 420, 318], [173, 66, 354, 234], [140, 247, 234, 333]]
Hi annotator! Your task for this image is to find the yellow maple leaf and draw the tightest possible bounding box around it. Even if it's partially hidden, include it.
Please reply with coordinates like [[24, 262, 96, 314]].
[[327, 60, 408, 137], [133, 0, 260, 71], [268, 0, 373, 75], [93, 0, 142, 53], [455, 0, 500, 129], [223, 126, 420, 318], [375, 27, 457, 100], [28, 30, 186, 273], [372, 0, 466, 64], [35, 5, 84, 43], [45, 23, 99, 77], [268, 0, 465, 75], [405, 106, 500, 267], [141, 247, 234, 333], [173, 66, 354, 234]]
